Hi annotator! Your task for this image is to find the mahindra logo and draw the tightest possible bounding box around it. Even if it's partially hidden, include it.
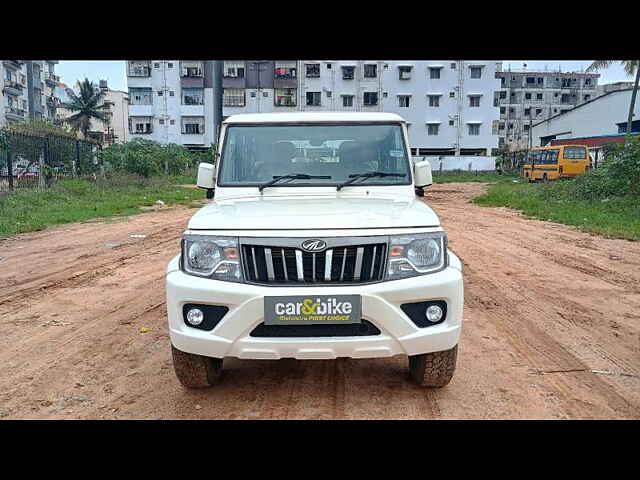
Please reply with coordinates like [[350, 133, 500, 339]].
[[300, 239, 327, 252]]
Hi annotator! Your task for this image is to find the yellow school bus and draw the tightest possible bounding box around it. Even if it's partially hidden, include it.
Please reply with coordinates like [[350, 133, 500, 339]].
[[522, 145, 590, 182]]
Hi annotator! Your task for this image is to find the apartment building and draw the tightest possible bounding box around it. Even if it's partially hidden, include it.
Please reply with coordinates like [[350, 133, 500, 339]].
[[1, 60, 60, 128], [222, 60, 501, 156], [494, 69, 600, 150], [56, 80, 130, 144], [126, 60, 216, 150]]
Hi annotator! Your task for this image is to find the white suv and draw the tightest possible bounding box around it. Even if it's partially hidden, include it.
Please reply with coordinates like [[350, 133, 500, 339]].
[[166, 112, 463, 388]]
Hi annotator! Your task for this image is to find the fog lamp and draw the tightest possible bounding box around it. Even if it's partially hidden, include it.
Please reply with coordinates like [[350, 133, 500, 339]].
[[186, 308, 204, 326], [425, 304, 443, 323]]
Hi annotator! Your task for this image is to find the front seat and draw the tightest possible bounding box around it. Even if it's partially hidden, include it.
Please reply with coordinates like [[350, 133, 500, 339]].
[[258, 142, 296, 180]]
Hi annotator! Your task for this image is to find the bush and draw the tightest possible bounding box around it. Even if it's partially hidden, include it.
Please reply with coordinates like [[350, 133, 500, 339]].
[[100, 139, 212, 177], [554, 137, 640, 201]]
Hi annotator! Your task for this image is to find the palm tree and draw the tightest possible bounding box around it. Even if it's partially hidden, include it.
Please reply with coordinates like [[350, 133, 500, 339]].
[[61, 78, 111, 142], [586, 60, 640, 138]]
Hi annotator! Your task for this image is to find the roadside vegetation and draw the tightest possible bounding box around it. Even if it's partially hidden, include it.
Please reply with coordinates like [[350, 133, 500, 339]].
[[0, 138, 212, 238], [474, 138, 640, 241], [433, 170, 517, 183]]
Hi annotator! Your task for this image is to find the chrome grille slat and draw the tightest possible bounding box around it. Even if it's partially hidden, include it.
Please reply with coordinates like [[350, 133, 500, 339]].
[[265, 248, 275, 281], [324, 249, 333, 282], [251, 247, 259, 281], [312, 252, 316, 282], [281, 248, 288, 281], [295, 250, 304, 281], [340, 247, 347, 281], [370, 246, 377, 277], [354, 247, 364, 281]]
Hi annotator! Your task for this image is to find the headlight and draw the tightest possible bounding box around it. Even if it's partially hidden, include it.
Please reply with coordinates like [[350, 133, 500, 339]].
[[387, 232, 447, 279], [181, 235, 243, 282]]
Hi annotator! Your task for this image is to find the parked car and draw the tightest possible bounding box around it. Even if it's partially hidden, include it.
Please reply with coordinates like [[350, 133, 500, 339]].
[[166, 112, 464, 388]]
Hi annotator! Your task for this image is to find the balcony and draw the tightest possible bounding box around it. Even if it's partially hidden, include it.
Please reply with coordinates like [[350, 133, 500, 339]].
[[5, 106, 26, 121], [3, 80, 24, 96], [2, 60, 23, 69], [45, 73, 60, 87], [181, 61, 204, 78], [127, 61, 152, 77]]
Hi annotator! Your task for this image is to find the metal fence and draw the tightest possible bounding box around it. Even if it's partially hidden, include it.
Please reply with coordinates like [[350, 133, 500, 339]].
[[0, 131, 102, 194]]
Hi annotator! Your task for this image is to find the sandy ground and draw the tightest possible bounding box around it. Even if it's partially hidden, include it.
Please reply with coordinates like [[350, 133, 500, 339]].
[[0, 183, 639, 420]]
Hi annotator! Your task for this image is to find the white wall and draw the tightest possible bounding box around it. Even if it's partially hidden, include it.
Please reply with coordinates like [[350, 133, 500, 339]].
[[420, 155, 496, 171], [531, 89, 639, 145]]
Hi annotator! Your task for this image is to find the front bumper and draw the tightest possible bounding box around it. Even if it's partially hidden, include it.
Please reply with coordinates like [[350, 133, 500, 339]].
[[166, 251, 464, 360]]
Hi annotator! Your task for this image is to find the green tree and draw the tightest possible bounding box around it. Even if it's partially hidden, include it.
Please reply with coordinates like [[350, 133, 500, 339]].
[[61, 78, 111, 142], [586, 60, 640, 139]]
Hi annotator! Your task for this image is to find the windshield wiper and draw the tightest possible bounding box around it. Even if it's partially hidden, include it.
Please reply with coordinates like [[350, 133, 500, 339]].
[[258, 173, 331, 192], [336, 171, 406, 191]]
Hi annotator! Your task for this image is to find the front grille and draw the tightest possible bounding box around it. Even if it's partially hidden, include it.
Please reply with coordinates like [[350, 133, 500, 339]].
[[250, 320, 381, 337], [241, 239, 387, 285]]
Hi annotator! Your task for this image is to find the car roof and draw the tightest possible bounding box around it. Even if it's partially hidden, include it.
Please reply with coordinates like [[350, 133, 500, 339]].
[[223, 112, 407, 124]]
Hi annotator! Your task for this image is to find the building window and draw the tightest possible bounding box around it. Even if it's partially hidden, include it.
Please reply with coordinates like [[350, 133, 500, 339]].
[[382, 92, 388, 98], [536, 108, 542, 116], [363, 92, 378, 106], [498, 122, 504, 130], [584, 94, 591, 101], [154, 63, 160, 69], [224, 61, 245, 78], [585, 78, 592, 86], [449, 91, 455, 98], [525, 93, 532, 100], [305, 63, 320, 78], [275, 88, 297, 107], [451, 62, 456, 69], [499, 91, 507, 99], [342, 95, 354, 107], [526, 77, 535, 85], [500, 107, 506, 114], [128, 61, 151, 77], [509, 107, 515, 114], [326, 63, 332, 69], [398, 66, 412, 80], [427, 124, 439, 136], [428, 95, 440, 107], [167, 63, 173, 68], [536, 93, 543, 100], [524, 124, 530, 131], [398, 95, 410, 108], [263, 91, 269, 97], [274, 63, 297, 79], [181, 61, 203, 77], [169, 91, 174, 97], [170, 120, 175, 125], [470, 66, 482, 79], [158, 91, 163, 96], [223, 88, 245, 107], [129, 117, 153, 134], [364, 64, 377, 78], [159, 119, 165, 125], [469, 95, 481, 107], [524, 108, 531, 116], [449, 120, 455, 126], [468, 124, 480, 135], [183, 88, 204, 105], [129, 87, 153, 105], [508, 123, 513, 130], [537, 77, 544, 85], [326, 91, 332, 98], [341, 66, 355, 80], [182, 117, 205, 135], [429, 67, 441, 79], [306, 91, 321, 106]]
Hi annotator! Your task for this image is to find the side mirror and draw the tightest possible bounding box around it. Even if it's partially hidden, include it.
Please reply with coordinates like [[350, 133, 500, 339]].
[[197, 162, 215, 198], [414, 159, 433, 194]]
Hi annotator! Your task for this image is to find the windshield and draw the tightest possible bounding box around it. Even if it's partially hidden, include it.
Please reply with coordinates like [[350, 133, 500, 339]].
[[218, 123, 411, 187]]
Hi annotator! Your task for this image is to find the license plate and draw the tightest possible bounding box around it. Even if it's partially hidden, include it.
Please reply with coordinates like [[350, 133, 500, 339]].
[[264, 295, 361, 325]]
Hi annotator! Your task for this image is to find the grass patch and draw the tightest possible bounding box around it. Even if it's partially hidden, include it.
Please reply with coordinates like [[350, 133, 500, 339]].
[[433, 170, 519, 183], [0, 174, 205, 238], [474, 181, 640, 241]]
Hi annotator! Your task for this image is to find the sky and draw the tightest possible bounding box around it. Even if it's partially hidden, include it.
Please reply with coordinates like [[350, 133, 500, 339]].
[[55, 60, 635, 93]]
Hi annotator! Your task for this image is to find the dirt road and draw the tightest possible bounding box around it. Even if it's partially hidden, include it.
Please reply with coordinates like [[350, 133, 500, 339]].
[[1, 183, 639, 419]]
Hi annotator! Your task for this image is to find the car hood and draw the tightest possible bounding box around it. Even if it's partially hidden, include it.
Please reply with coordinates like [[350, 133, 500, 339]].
[[187, 194, 440, 231]]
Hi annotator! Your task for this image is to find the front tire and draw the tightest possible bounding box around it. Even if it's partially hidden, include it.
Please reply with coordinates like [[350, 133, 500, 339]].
[[171, 344, 223, 388], [409, 345, 458, 388]]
